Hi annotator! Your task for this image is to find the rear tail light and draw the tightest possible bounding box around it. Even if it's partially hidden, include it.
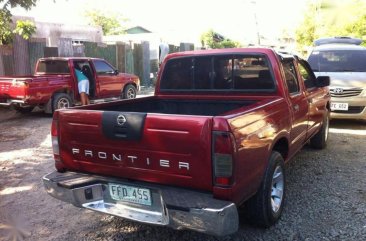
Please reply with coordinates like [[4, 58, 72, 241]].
[[51, 117, 60, 158], [212, 132, 236, 186], [51, 112, 65, 171]]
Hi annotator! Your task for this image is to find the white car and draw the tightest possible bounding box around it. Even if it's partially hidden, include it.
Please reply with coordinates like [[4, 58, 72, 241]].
[[308, 37, 366, 120]]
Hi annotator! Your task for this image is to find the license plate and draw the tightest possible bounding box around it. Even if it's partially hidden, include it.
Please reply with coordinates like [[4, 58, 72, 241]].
[[109, 184, 152, 206], [331, 102, 348, 111]]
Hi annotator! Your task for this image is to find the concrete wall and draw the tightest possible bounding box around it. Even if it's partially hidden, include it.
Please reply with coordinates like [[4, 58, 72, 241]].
[[13, 16, 103, 47], [35, 22, 103, 47]]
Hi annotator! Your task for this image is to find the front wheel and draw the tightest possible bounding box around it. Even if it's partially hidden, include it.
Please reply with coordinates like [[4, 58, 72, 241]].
[[244, 151, 286, 227], [122, 84, 137, 99], [52, 93, 72, 112], [310, 111, 329, 149]]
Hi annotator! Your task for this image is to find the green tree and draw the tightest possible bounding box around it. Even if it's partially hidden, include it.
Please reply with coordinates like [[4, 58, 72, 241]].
[[295, 0, 366, 50], [344, 14, 366, 44], [295, 3, 318, 49], [0, 0, 38, 44], [200, 29, 241, 49], [13, 20, 36, 40], [85, 10, 128, 35]]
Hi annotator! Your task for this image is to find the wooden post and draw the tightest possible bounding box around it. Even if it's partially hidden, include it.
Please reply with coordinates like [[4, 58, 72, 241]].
[[13, 35, 31, 75], [142, 41, 151, 86]]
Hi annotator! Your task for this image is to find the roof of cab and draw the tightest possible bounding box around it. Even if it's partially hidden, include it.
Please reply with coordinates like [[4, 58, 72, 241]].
[[38, 57, 104, 61]]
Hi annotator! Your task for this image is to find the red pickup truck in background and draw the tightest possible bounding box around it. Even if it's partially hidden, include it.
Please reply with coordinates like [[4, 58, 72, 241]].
[[0, 57, 140, 113], [43, 48, 330, 236]]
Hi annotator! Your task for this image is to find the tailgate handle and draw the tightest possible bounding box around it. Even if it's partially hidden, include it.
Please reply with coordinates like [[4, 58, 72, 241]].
[[102, 112, 147, 141]]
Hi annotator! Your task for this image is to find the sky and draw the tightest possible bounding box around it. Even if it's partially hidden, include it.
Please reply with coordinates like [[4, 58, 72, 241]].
[[10, 0, 309, 45]]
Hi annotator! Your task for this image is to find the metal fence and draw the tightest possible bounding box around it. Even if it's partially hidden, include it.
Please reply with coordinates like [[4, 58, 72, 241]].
[[0, 38, 193, 86]]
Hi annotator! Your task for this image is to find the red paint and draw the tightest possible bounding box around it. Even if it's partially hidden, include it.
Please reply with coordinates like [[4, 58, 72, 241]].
[[0, 57, 140, 109], [52, 48, 330, 204]]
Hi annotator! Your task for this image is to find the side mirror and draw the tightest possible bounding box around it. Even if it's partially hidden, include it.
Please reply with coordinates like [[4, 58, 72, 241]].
[[114, 70, 119, 75], [316, 76, 330, 87]]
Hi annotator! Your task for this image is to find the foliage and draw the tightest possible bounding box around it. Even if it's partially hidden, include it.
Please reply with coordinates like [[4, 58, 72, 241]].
[[85, 10, 128, 36], [1, 0, 37, 10], [200, 29, 241, 49], [13, 20, 36, 40], [0, 9, 12, 44], [295, 0, 366, 49], [295, 3, 318, 49], [0, 0, 38, 44]]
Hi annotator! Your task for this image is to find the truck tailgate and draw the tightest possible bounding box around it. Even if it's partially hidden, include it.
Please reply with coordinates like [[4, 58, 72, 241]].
[[57, 109, 214, 191], [0, 78, 30, 101]]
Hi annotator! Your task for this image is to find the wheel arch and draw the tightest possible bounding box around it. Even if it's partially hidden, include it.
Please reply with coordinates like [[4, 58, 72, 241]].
[[271, 136, 289, 162], [45, 88, 74, 114]]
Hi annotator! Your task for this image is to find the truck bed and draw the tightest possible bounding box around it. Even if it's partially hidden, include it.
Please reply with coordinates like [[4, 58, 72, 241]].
[[94, 97, 256, 116], [55, 97, 259, 192]]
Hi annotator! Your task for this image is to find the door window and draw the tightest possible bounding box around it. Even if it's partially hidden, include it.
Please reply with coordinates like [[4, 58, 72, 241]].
[[283, 61, 300, 94], [93, 60, 115, 75], [298, 62, 316, 89]]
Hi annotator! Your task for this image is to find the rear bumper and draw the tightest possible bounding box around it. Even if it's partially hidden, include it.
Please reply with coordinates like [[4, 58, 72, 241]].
[[43, 171, 238, 236], [0, 98, 26, 106]]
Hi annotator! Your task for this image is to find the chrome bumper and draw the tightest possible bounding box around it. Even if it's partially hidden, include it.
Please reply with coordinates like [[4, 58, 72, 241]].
[[43, 171, 238, 236], [0, 99, 26, 106]]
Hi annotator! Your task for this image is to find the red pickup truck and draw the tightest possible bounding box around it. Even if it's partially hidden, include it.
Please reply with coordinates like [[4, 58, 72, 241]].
[[43, 48, 330, 236], [0, 57, 140, 113]]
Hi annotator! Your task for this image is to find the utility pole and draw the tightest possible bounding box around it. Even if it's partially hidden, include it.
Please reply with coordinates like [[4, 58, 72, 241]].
[[251, 1, 260, 45]]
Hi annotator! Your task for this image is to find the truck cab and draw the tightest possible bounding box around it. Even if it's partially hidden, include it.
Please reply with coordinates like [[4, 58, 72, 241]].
[[43, 48, 330, 236]]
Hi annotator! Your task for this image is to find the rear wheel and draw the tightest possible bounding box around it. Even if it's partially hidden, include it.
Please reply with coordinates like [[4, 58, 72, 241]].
[[244, 151, 285, 227], [310, 111, 329, 149], [52, 93, 72, 112], [122, 84, 137, 99]]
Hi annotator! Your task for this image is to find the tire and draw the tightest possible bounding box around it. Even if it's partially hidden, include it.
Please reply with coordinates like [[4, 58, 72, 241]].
[[310, 111, 329, 149], [244, 151, 286, 227], [52, 93, 72, 112], [122, 84, 137, 99]]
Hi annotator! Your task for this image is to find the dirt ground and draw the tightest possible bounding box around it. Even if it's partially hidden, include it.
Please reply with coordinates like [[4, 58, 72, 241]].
[[0, 106, 365, 241]]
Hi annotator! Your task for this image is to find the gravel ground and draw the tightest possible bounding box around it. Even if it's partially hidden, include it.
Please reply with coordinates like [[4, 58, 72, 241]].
[[0, 106, 365, 241]]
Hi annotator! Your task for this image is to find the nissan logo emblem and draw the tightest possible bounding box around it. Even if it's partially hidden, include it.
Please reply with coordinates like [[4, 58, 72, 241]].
[[334, 88, 343, 94], [117, 114, 126, 126]]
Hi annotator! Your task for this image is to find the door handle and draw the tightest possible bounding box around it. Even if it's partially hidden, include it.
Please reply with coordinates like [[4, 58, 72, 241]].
[[293, 104, 299, 112]]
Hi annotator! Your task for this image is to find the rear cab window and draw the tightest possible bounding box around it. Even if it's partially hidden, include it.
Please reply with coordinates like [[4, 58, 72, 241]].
[[36, 60, 70, 74], [160, 54, 276, 92]]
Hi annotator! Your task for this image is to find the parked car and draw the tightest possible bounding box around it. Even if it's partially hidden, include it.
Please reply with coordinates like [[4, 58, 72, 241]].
[[308, 37, 366, 120], [43, 48, 330, 236], [0, 57, 140, 113]]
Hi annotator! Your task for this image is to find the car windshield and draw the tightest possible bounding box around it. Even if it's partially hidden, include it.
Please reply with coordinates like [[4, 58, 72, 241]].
[[308, 49, 366, 72]]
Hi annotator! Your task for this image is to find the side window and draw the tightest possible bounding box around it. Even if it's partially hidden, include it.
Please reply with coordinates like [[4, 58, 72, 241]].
[[298, 62, 316, 89], [93, 60, 115, 75], [283, 61, 300, 94]]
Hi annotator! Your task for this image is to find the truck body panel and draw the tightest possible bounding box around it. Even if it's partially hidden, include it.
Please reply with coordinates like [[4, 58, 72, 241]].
[[44, 48, 330, 236]]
